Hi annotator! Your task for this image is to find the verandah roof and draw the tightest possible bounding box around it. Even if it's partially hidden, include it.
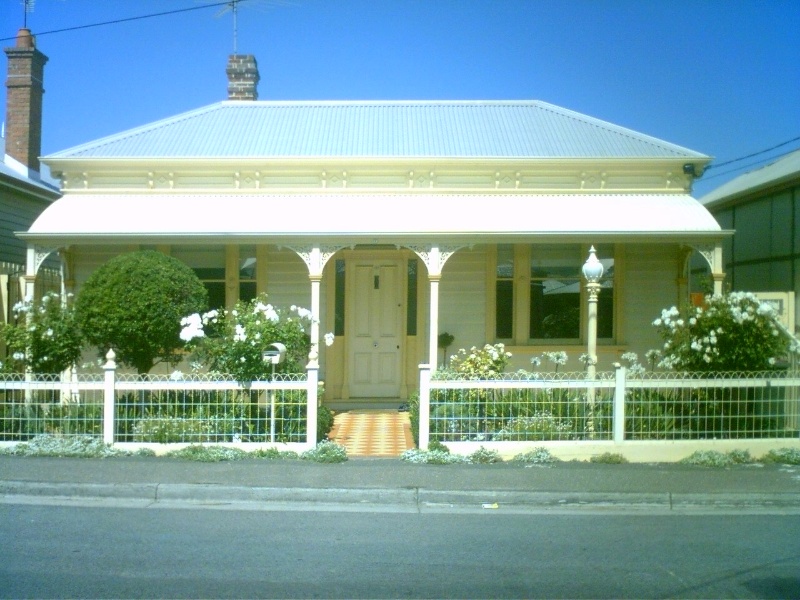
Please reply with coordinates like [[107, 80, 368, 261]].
[[21, 192, 725, 245]]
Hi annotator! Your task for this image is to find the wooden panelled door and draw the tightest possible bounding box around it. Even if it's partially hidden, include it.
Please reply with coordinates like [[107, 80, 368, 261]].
[[348, 260, 403, 398]]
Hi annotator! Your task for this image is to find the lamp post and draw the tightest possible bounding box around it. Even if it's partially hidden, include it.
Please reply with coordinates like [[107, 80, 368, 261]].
[[582, 246, 604, 437]]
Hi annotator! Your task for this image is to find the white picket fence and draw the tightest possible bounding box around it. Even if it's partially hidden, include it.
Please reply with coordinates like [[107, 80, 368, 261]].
[[0, 353, 319, 453], [2, 357, 800, 460], [418, 364, 800, 460]]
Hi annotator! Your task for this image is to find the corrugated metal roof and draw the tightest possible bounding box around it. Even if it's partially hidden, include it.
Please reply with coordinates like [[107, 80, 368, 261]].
[[24, 193, 721, 242], [700, 148, 800, 207], [45, 101, 708, 160]]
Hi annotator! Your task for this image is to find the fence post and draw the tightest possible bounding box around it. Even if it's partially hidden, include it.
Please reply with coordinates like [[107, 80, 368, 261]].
[[103, 349, 116, 445], [418, 364, 431, 450], [613, 362, 626, 443], [306, 352, 319, 447]]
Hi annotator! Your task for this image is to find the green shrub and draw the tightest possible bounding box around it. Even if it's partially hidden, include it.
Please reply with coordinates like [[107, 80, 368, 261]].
[[468, 446, 502, 463], [511, 447, 558, 464], [2, 434, 122, 458], [0, 401, 103, 441], [589, 452, 628, 464], [428, 438, 449, 453], [448, 343, 512, 378], [726, 449, 753, 464], [317, 405, 334, 441], [407, 394, 419, 446], [252, 447, 300, 460], [494, 412, 574, 441], [400, 448, 470, 464], [165, 445, 249, 462], [0, 292, 83, 374], [132, 417, 215, 443], [76, 251, 207, 373], [653, 292, 790, 372], [679, 449, 753, 467], [180, 294, 316, 383], [301, 440, 347, 463], [761, 447, 800, 464]]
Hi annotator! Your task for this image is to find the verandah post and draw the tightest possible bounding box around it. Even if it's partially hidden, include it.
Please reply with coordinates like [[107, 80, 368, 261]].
[[306, 352, 319, 447], [613, 362, 626, 443], [102, 349, 117, 445], [418, 364, 431, 450]]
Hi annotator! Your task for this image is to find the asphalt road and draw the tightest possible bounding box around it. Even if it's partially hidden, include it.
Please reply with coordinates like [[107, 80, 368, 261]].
[[2, 503, 799, 599]]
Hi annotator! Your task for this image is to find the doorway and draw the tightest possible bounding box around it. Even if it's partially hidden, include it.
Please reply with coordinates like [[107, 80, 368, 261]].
[[346, 259, 404, 398]]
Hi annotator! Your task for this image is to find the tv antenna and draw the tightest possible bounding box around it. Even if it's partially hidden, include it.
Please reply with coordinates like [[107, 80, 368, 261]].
[[215, 0, 243, 54], [211, 0, 292, 54], [22, 0, 35, 28]]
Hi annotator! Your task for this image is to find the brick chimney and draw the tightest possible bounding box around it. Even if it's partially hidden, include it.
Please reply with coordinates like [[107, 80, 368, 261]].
[[4, 28, 48, 173], [226, 54, 260, 101]]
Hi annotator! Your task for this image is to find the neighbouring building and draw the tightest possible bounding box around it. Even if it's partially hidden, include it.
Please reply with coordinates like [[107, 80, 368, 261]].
[[700, 149, 800, 332], [21, 51, 727, 404]]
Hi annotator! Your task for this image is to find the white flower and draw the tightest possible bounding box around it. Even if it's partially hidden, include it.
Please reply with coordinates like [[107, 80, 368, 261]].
[[530, 356, 541, 367], [324, 332, 335, 347], [234, 324, 247, 342], [180, 313, 205, 342], [543, 351, 567, 366], [290, 305, 312, 320], [12, 352, 24, 360], [170, 370, 184, 381]]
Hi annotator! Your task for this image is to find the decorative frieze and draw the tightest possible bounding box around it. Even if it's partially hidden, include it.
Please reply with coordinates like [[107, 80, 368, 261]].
[[52, 164, 687, 193]]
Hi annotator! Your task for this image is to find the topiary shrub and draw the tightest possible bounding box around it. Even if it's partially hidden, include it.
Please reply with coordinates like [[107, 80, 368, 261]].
[[76, 251, 207, 373]]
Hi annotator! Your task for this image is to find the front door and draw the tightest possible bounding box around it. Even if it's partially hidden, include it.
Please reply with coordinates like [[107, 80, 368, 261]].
[[348, 260, 403, 398]]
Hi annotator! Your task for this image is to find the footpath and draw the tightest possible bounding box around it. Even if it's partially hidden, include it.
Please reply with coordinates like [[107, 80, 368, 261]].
[[2, 456, 800, 513]]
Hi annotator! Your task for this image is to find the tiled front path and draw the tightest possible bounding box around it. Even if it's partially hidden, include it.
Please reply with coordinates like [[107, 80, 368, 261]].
[[328, 410, 415, 457]]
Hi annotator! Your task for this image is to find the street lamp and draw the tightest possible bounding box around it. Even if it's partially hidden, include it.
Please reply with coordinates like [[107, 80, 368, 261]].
[[582, 246, 604, 437]]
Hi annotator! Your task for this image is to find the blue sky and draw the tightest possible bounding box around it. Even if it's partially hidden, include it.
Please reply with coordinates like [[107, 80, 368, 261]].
[[2, 0, 798, 197]]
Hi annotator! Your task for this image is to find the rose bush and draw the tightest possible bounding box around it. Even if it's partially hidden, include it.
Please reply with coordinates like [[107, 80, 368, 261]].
[[0, 292, 83, 374], [653, 292, 790, 372], [447, 343, 511, 378], [181, 294, 332, 383]]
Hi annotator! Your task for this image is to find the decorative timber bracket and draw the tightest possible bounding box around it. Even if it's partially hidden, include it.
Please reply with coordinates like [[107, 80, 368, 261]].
[[408, 244, 469, 278], [286, 245, 346, 278]]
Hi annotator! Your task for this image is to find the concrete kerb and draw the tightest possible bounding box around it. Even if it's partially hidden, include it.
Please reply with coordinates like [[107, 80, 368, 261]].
[[3, 480, 800, 512]]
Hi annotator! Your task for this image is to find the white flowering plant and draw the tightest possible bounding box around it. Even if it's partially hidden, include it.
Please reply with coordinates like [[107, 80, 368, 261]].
[[0, 292, 83, 374], [180, 294, 330, 383], [652, 292, 789, 372], [447, 343, 511, 378]]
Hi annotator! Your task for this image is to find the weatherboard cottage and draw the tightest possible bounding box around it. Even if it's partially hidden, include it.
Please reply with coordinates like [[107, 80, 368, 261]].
[[21, 53, 726, 404]]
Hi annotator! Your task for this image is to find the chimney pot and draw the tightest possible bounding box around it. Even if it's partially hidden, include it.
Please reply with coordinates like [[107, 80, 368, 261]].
[[15, 28, 35, 49]]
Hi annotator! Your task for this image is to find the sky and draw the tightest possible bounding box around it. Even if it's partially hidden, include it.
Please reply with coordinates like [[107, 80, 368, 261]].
[[1, 0, 799, 198]]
